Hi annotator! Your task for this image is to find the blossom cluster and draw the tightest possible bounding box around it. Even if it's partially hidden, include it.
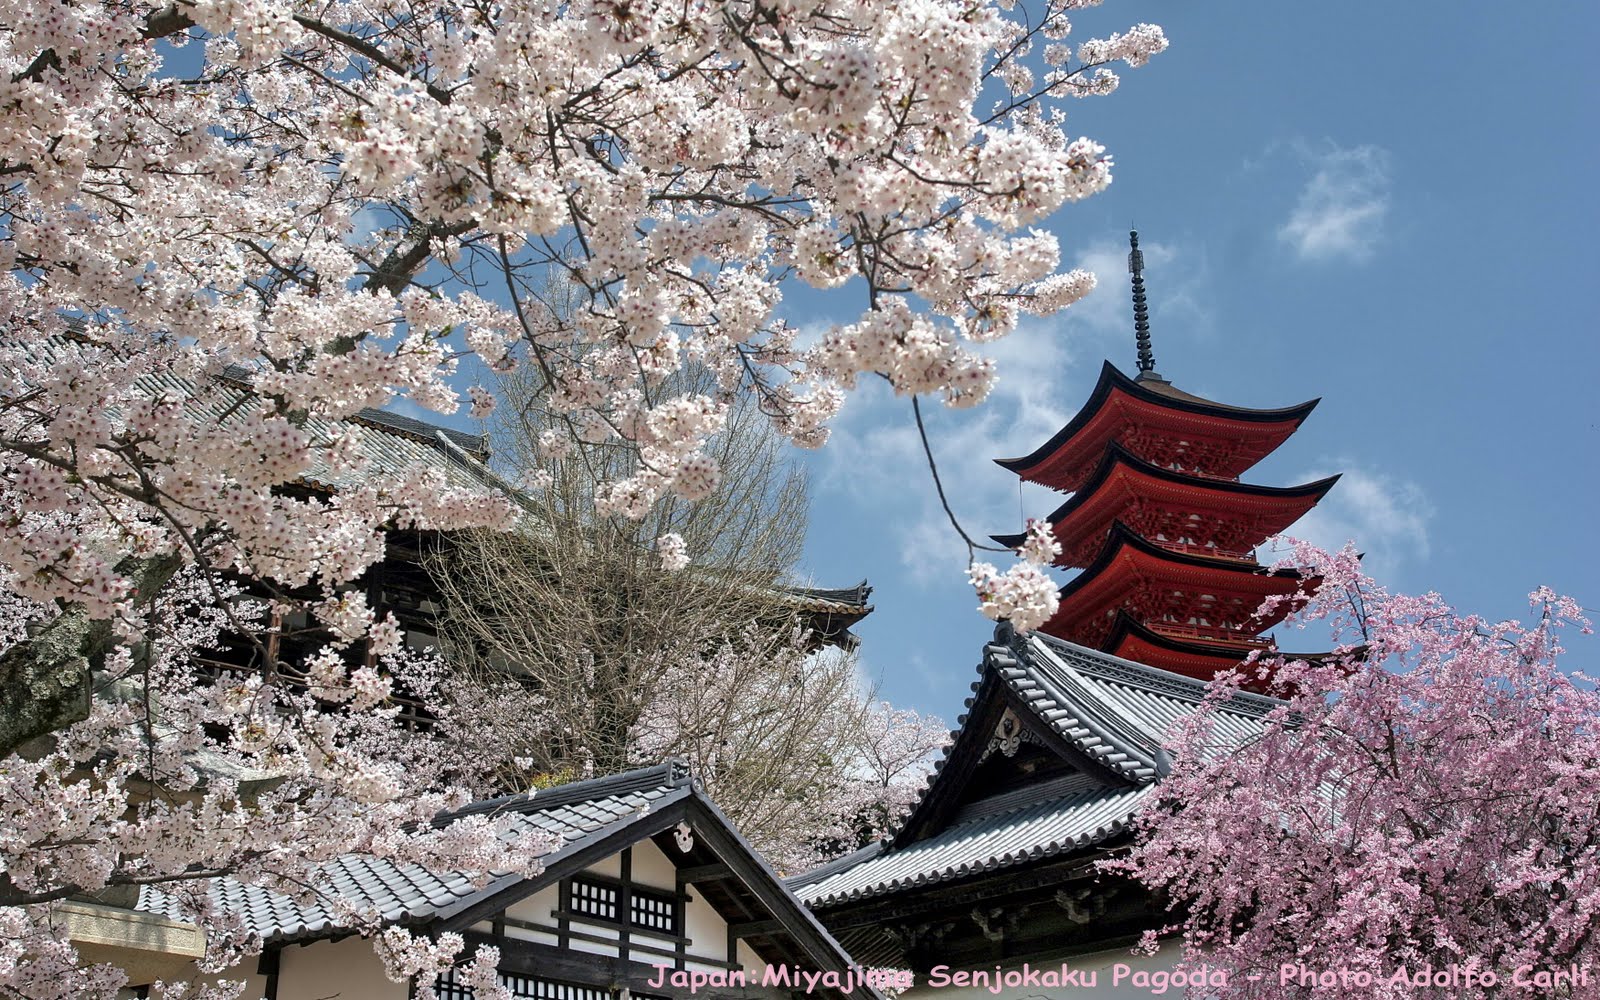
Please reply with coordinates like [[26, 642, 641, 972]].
[[968, 518, 1063, 632], [0, 0, 1160, 991], [1115, 541, 1599, 1000]]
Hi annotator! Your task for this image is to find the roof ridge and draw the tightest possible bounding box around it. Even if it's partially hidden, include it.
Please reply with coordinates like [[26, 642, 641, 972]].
[[441, 759, 692, 822], [786, 840, 888, 889], [992, 638, 1160, 782]]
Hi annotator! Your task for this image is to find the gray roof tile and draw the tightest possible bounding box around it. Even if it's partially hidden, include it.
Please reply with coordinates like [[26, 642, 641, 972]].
[[138, 763, 690, 943], [791, 632, 1277, 908], [796, 784, 1157, 906]]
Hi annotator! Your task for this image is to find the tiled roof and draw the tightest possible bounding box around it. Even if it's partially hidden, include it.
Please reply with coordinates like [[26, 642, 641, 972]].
[[774, 580, 873, 614], [196, 365, 499, 495], [137, 763, 692, 943], [995, 630, 1276, 784], [791, 630, 1277, 908], [19, 333, 501, 497], [995, 361, 1320, 473], [793, 783, 1156, 906]]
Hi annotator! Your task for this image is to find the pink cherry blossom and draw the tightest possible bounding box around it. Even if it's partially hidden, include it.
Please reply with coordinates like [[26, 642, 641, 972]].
[[1114, 540, 1599, 999], [0, 0, 1165, 990]]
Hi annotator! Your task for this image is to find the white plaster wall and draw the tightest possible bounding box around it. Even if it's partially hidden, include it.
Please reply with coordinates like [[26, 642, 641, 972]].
[[497, 883, 563, 947], [736, 939, 761, 975], [275, 935, 405, 1000], [630, 839, 679, 892], [682, 877, 730, 972]]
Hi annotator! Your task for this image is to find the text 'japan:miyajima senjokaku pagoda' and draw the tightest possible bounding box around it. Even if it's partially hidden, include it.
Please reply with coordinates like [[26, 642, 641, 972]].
[[992, 231, 1339, 683]]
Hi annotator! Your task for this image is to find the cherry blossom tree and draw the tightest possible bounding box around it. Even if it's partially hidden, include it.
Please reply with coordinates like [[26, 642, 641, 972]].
[[1, 0, 1163, 992], [1117, 542, 1599, 1000]]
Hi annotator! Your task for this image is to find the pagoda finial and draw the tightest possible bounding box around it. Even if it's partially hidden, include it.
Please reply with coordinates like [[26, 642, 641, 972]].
[[1129, 230, 1156, 374]]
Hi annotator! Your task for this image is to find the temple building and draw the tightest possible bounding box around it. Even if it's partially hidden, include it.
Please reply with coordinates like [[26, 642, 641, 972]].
[[793, 233, 1340, 994], [792, 625, 1275, 993], [137, 762, 881, 1000], [170, 369, 874, 722], [991, 232, 1337, 682], [21, 341, 876, 996]]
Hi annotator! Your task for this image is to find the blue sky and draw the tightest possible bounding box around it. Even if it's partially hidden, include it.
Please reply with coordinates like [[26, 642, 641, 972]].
[[791, 1, 1600, 720]]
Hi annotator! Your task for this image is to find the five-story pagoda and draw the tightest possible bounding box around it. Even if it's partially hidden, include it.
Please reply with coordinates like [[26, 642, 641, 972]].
[[993, 232, 1339, 682]]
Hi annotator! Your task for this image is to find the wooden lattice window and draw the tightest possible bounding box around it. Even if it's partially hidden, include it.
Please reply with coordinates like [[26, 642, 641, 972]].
[[568, 876, 620, 922], [629, 885, 678, 935], [504, 974, 612, 1000], [567, 875, 680, 937]]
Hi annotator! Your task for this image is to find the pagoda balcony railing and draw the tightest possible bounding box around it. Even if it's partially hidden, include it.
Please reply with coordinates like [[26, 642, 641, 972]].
[[1147, 622, 1272, 646], [1180, 467, 1241, 485], [1150, 539, 1255, 562], [1149, 458, 1241, 484]]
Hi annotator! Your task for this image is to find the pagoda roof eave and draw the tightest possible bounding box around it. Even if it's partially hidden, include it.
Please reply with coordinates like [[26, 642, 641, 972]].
[[994, 361, 1321, 476], [990, 444, 1341, 548], [1055, 520, 1308, 607], [1101, 609, 1329, 662]]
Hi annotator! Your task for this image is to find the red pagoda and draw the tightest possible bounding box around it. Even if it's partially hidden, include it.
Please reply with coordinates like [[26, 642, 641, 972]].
[[993, 231, 1338, 682]]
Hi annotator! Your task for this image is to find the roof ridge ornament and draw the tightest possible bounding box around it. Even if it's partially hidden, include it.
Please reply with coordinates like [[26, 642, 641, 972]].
[[1129, 230, 1159, 378]]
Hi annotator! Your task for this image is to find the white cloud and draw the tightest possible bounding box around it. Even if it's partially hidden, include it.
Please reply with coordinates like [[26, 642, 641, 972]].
[[1278, 143, 1392, 263], [816, 237, 1207, 586], [1269, 463, 1433, 579]]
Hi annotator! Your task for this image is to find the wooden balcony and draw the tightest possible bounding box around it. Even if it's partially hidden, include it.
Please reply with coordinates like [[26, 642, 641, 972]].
[[1149, 539, 1255, 562], [1146, 621, 1271, 647]]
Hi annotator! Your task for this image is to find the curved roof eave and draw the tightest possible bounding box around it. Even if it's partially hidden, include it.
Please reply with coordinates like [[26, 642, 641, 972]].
[[991, 445, 1341, 548], [994, 361, 1321, 474], [1054, 520, 1309, 606]]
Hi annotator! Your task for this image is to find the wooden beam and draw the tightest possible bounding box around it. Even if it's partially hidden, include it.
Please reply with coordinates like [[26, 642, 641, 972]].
[[675, 862, 735, 884], [465, 932, 792, 1000], [618, 847, 632, 963], [727, 918, 783, 938]]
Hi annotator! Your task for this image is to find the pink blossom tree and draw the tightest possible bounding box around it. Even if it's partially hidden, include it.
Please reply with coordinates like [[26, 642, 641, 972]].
[[1, 0, 1161, 993], [1118, 542, 1600, 999]]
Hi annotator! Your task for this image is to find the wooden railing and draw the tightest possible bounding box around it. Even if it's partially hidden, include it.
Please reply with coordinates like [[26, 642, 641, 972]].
[[1147, 622, 1271, 646], [1150, 539, 1254, 561]]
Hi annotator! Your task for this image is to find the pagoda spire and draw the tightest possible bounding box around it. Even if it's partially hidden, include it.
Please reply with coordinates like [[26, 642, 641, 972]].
[[1129, 229, 1156, 374]]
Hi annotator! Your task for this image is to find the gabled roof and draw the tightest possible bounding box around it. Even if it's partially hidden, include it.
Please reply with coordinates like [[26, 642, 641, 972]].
[[137, 762, 695, 944], [792, 628, 1277, 910], [137, 761, 873, 994], [994, 362, 1319, 490]]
